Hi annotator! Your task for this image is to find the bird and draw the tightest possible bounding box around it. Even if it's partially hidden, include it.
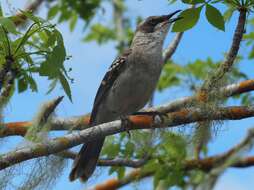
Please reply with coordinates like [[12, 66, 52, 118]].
[[69, 10, 182, 182]]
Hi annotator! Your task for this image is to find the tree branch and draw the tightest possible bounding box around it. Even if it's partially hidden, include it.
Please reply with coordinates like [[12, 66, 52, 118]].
[[88, 169, 151, 190], [2, 79, 254, 137], [58, 130, 254, 169], [57, 150, 149, 168], [89, 154, 254, 190], [0, 105, 254, 170], [163, 32, 184, 63], [194, 9, 247, 157], [89, 130, 254, 190], [202, 8, 247, 91], [13, 0, 44, 26]]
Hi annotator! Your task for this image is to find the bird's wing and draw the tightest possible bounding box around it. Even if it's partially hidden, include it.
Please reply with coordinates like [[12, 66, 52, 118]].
[[89, 48, 132, 125]]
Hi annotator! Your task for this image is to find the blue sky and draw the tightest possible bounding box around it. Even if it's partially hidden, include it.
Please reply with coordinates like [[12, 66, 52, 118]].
[[2, 0, 254, 190]]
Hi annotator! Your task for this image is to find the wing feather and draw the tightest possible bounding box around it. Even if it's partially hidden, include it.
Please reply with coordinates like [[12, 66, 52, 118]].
[[89, 49, 132, 125]]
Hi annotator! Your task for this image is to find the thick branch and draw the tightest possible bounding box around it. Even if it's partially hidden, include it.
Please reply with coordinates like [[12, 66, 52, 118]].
[[88, 169, 151, 190], [0, 56, 15, 95], [2, 79, 254, 137], [1, 105, 254, 170], [0, 71, 15, 105]]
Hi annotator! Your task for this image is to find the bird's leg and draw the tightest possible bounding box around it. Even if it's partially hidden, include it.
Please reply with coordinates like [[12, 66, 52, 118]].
[[120, 116, 132, 138]]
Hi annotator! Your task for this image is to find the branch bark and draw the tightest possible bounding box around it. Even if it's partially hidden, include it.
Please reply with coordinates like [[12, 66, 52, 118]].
[[163, 32, 184, 63], [194, 8, 247, 157], [1, 105, 254, 170], [57, 150, 149, 168], [202, 9, 247, 91], [88, 169, 151, 190]]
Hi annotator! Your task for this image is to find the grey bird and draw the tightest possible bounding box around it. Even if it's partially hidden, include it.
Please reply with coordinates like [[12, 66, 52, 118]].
[[69, 10, 182, 182]]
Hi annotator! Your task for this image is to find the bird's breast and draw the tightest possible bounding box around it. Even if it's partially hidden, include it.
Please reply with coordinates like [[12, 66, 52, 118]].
[[106, 55, 162, 116]]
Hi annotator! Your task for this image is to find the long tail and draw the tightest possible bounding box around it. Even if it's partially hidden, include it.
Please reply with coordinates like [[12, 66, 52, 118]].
[[69, 138, 105, 182]]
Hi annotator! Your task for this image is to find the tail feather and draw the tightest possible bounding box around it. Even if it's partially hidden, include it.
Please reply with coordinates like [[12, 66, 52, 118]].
[[69, 138, 105, 182]]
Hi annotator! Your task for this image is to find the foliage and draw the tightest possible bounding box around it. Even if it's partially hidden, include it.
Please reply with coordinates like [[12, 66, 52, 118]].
[[158, 58, 247, 93], [46, 0, 102, 31], [1, 0, 254, 190], [0, 11, 72, 101]]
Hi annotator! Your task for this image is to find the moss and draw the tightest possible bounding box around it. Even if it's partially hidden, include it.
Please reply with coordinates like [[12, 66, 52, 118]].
[[57, 137, 71, 147]]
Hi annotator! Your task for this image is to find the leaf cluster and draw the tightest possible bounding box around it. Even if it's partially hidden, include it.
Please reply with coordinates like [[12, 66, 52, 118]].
[[47, 0, 102, 31], [0, 11, 72, 101]]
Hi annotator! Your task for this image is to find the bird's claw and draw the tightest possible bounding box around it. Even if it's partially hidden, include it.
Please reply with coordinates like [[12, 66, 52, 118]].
[[132, 111, 167, 124], [120, 116, 132, 138]]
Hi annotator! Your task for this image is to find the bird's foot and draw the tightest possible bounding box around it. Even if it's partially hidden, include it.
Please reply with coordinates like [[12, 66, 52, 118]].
[[120, 116, 132, 138], [132, 111, 167, 124]]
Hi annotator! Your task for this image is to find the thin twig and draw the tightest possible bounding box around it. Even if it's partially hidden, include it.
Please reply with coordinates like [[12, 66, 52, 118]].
[[57, 150, 149, 167], [163, 32, 184, 63]]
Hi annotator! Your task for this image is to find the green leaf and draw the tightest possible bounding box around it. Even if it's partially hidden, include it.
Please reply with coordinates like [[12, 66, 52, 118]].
[[59, 73, 72, 102], [142, 159, 159, 173], [172, 7, 202, 32], [45, 29, 57, 47], [18, 77, 28, 93], [19, 10, 43, 24], [205, 4, 225, 31], [224, 7, 235, 22], [47, 79, 58, 94], [154, 166, 168, 188], [26, 75, 38, 92], [69, 13, 78, 32], [101, 137, 120, 157], [84, 24, 116, 44], [182, 0, 204, 4], [249, 45, 254, 59], [54, 30, 66, 62], [116, 167, 125, 179], [108, 167, 125, 179], [123, 141, 135, 157], [39, 61, 57, 77], [0, 4, 3, 17], [39, 29, 67, 78], [47, 5, 59, 20], [0, 17, 18, 34]]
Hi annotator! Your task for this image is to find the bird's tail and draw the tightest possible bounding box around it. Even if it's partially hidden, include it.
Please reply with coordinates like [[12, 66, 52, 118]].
[[69, 138, 105, 182]]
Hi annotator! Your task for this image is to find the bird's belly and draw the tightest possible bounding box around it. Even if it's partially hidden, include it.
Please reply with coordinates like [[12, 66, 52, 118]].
[[106, 66, 160, 116]]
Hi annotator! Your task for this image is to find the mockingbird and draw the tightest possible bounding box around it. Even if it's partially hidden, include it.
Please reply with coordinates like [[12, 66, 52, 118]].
[[69, 10, 181, 182]]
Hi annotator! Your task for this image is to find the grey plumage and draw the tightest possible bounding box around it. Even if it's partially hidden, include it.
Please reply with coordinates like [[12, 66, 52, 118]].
[[69, 10, 181, 182]]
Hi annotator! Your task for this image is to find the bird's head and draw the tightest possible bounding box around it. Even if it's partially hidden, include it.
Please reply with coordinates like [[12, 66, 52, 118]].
[[132, 10, 182, 46]]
